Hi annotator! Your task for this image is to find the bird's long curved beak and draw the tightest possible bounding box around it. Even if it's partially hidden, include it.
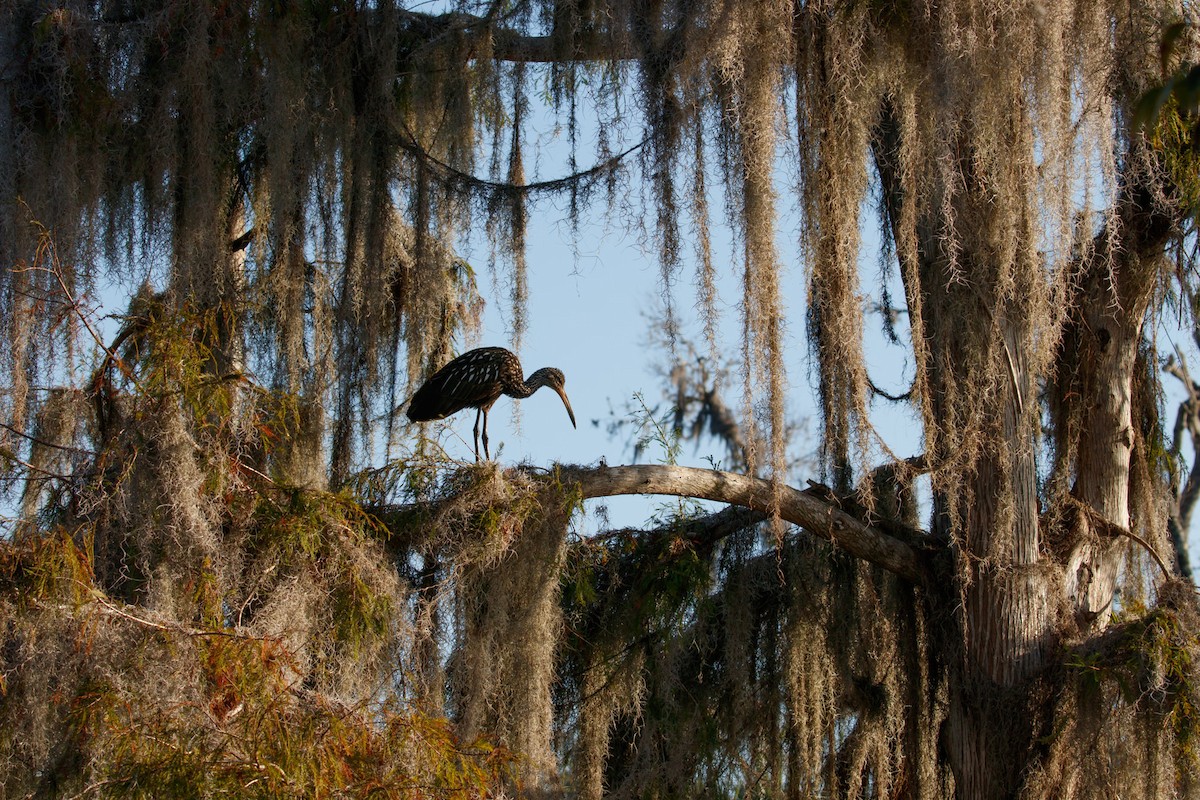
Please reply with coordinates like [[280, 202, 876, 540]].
[[555, 387, 577, 429]]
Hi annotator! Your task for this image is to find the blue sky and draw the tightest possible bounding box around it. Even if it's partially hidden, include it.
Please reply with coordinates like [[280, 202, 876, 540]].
[[412, 92, 1200, 573], [415, 112, 928, 533]]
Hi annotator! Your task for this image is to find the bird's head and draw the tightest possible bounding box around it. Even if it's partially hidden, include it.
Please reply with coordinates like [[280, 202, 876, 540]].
[[529, 367, 576, 429]]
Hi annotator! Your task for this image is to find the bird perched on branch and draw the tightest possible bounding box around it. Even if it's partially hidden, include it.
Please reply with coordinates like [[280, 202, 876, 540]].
[[406, 346, 576, 461]]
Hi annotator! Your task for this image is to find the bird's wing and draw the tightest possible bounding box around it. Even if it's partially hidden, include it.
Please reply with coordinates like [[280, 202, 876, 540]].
[[406, 351, 506, 421]]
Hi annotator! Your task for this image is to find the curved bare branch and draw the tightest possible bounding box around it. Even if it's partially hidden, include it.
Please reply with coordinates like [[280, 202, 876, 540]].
[[555, 464, 929, 583]]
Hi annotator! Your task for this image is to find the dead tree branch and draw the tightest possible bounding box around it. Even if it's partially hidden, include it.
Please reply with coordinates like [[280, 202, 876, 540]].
[[1164, 352, 1200, 581], [554, 464, 929, 584]]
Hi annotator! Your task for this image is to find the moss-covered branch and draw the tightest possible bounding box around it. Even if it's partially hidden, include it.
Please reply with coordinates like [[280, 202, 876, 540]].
[[555, 464, 929, 584], [368, 463, 929, 582]]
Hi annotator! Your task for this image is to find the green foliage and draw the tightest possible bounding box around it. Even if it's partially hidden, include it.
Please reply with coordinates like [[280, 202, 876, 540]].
[[0, 518, 515, 798], [631, 391, 684, 466], [1066, 595, 1200, 769], [1132, 605, 1200, 762], [249, 488, 396, 652], [66, 636, 517, 799], [0, 526, 95, 605], [0, 299, 524, 796], [564, 522, 714, 641], [1137, 22, 1200, 219], [1148, 101, 1200, 219]]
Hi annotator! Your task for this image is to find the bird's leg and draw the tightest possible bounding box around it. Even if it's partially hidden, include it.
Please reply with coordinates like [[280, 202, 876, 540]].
[[473, 408, 482, 462], [481, 408, 491, 460]]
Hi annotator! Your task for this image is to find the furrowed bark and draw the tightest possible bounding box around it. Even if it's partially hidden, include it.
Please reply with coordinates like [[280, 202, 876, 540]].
[[1057, 150, 1178, 628], [873, 98, 1054, 799]]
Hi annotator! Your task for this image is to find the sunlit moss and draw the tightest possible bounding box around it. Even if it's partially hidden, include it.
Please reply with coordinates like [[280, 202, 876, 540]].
[[2, 2, 1199, 797]]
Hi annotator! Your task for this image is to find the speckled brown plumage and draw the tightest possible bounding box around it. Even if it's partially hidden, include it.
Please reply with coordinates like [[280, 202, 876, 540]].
[[407, 346, 576, 460]]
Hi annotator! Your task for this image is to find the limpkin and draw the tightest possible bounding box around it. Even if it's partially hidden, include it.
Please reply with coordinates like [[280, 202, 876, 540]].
[[406, 346, 576, 460]]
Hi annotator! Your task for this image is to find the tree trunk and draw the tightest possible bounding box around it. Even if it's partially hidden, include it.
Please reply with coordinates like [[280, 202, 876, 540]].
[[1057, 159, 1176, 629], [0, 6, 14, 279], [870, 106, 1051, 796]]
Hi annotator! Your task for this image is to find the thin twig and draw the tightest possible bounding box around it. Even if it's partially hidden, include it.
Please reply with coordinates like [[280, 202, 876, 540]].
[[395, 120, 647, 196], [1076, 500, 1179, 583], [38, 589, 259, 640], [1119, 526, 1176, 580], [3, 452, 76, 481], [0, 421, 96, 455], [28, 226, 144, 392]]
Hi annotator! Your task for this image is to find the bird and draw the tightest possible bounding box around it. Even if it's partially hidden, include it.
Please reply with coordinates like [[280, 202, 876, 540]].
[[406, 346, 576, 461]]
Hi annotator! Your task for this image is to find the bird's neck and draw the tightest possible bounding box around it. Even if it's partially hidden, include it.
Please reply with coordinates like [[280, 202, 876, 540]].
[[509, 375, 542, 399]]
